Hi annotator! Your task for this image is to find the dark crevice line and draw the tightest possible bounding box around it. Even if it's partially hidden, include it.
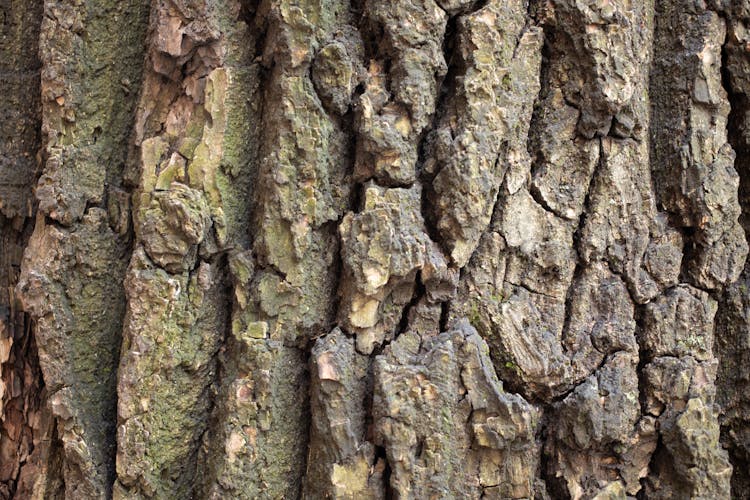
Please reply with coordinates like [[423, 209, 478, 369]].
[[716, 20, 750, 496], [0, 0, 47, 496], [438, 300, 450, 333], [374, 444, 394, 500], [396, 271, 425, 337], [720, 31, 750, 241], [601, 256, 643, 308], [325, 104, 358, 333], [676, 226, 698, 286], [559, 142, 601, 359], [647, 0, 705, 279], [636, 433, 668, 499], [303, 0, 375, 494], [536, 413, 570, 500], [192, 252, 234, 497], [326, 222, 346, 340], [298, 341, 315, 497], [418, 9, 461, 254], [528, 181, 561, 219]]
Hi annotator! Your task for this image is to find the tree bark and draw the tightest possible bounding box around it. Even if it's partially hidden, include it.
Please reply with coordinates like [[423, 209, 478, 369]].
[[1, 0, 750, 498]]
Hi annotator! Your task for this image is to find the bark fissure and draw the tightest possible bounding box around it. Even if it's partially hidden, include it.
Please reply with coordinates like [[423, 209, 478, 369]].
[[715, 4, 750, 495], [0, 0, 46, 495], [3, 0, 750, 498]]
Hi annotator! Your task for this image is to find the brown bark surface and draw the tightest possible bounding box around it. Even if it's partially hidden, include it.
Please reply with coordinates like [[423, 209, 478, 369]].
[[1, 0, 750, 498]]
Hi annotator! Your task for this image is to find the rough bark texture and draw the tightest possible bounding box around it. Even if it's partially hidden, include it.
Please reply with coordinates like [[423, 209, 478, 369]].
[[2, 0, 750, 499]]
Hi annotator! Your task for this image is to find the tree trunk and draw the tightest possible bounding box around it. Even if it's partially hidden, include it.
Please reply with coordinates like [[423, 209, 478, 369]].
[[1, 0, 750, 498]]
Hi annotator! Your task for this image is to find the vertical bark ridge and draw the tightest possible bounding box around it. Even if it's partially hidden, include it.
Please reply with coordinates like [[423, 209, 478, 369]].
[[11, 0, 150, 497], [114, 0, 262, 497], [0, 1, 46, 495], [715, 1, 750, 497], [308, 1, 544, 497], [640, 0, 745, 497]]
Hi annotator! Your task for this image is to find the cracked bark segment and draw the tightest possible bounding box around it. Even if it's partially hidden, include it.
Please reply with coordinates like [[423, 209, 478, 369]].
[[531, 0, 653, 222], [563, 263, 638, 382], [458, 187, 576, 399], [542, 0, 651, 138], [312, 37, 365, 116], [249, 0, 351, 345], [428, 1, 543, 266], [580, 138, 682, 303], [373, 321, 539, 499], [339, 184, 449, 354], [476, 285, 568, 400], [134, 62, 247, 257], [368, 0, 444, 134], [0, 1, 49, 497], [640, 285, 716, 361], [36, 0, 150, 226], [546, 352, 646, 499], [0, 0, 42, 220], [446, 20, 597, 397], [129, 0, 257, 252], [498, 189, 576, 300], [202, 334, 309, 499], [302, 329, 384, 500], [16, 209, 128, 499], [450, 232, 559, 390], [639, 279, 732, 497], [405, 298, 443, 336], [11, 0, 149, 496], [481, 11, 672, 436], [244, 231, 340, 346], [450, 218, 568, 400], [115, 248, 226, 499], [659, 398, 732, 498], [642, 356, 717, 419], [116, 2, 261, 497], [458, 257, 636, 402], [202, 256, 311, 496], [253, 69, 348, 233], [651, 1, 747, 290], [137, 181, 212, 273], [354, 0, 447, 186], [225, 249, 258, 340], [642, 358, 732, 499], [529, 90, 601, 221], [716, 273, 750, 496]]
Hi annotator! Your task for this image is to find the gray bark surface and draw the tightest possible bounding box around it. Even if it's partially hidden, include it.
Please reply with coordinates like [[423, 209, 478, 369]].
[[1, 0, 750, 498]]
